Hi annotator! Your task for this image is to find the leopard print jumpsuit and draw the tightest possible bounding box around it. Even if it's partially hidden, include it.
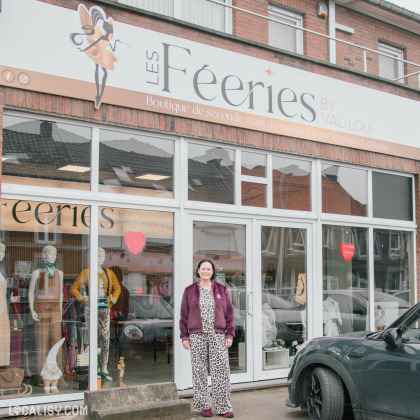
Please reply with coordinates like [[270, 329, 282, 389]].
[[189, 285, 233, 415]]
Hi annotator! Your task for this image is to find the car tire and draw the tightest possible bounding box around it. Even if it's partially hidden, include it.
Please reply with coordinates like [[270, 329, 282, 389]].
[[306, 367, 344, 420]]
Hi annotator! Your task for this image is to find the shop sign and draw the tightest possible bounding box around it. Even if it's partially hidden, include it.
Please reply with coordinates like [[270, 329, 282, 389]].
[[1, 0, 420, 159], [1, 200, 173, 239]]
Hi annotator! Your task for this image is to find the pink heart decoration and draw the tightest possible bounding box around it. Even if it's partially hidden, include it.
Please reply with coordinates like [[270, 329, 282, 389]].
[[340, 243, 355, 261], [124, 231, 146, 255]]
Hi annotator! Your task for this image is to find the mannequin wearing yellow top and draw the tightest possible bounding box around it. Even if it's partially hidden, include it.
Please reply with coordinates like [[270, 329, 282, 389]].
[[71, 248, 121, 378]]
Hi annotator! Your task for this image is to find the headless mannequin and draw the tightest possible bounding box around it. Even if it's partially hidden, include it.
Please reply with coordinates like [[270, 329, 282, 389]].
[[71, 248, 120, 378], [28, 246, 64, 383], [0, 243, 11, 367], [323, 295, 342, 336]]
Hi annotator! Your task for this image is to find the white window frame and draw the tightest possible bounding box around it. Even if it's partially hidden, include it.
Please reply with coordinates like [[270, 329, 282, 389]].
[[119, 0, 232, 34], [268, 5, 303, 54], [378, 42, 404, 83]]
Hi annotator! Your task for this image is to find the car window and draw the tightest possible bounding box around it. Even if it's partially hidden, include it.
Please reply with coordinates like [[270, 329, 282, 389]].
[[401, 310, 420, 343]]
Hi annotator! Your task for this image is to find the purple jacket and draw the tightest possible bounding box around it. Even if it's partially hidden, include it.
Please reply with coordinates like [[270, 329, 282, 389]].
[[180, 281, 235, 342]]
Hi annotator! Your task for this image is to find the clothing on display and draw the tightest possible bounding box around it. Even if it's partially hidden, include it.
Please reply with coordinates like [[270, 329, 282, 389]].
[[323, 296, 342, 336], [70, 248, 121, 378], [28, 246, 65, 382]]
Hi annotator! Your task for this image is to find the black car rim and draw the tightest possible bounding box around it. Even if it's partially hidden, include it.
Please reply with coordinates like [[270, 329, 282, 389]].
[[308, 373, 323, 419]]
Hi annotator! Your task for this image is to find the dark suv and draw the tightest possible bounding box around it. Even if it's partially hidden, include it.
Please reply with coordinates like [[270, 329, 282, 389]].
[[286, 302, 420, 420]]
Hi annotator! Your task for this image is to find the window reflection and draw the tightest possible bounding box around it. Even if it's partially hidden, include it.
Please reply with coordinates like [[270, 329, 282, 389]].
[[322, 164, 367, 216], [3, 115, 91, 190], [98, 207, 174, 387], [99, 130, 174, 197], [188, 144, 234, 204], [273, 157, 311, 211], [242, 182, 266, 207], [322, 225, 369, 336], [261, 226, 307, 369], [373, 229, 411, 326], [241, 151, 266, 177]]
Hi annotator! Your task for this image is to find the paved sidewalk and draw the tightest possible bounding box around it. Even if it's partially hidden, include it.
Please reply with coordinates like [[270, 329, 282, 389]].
[[189, 386, 306, 420], [6, 386, 355, 419]]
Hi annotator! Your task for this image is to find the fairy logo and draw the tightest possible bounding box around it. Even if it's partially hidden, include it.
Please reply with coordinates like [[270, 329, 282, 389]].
[[70, 4, 120, 109]]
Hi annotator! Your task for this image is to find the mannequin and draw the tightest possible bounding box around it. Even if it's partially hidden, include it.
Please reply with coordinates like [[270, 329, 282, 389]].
[[71, 248, 121, 379], [323, 295, 342, 336], [0, 243, 11, 366], [28, 245, 64, 382], [295, 273, 307, 341]]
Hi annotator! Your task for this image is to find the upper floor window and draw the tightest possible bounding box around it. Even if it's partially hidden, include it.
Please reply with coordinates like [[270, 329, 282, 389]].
[[268, 5, 303, 54], [119, 0, 232, 33], [378, 43, 404, 83]]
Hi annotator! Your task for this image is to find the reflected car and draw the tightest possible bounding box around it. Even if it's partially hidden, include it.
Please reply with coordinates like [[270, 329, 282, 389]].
[[323, 289, 410, 333], [392, 290, 410, 303], [286, 302, 420, 420], [229, 287, 303, 347], [120, 294, 173, 345]]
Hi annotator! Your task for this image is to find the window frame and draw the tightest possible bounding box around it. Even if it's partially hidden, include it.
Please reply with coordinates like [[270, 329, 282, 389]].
[[378, 42, 404, 83], [118, 0, 233, 34], [268, 5, 304, 54]]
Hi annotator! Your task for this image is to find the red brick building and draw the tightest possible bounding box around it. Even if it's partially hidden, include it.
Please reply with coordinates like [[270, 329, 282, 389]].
[[0, 0, 419, 411]]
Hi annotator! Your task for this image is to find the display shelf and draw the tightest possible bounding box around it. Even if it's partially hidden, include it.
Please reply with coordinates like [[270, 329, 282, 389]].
[[262, 348, 289, 370]]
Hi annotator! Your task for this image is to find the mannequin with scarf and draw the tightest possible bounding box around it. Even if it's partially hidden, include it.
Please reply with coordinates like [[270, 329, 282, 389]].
[[28, 245, 64, 382], [71, 247, 120, 378]]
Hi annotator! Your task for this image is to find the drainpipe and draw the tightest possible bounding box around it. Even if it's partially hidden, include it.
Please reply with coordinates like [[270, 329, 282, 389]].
[[328, 0, 336, 64]]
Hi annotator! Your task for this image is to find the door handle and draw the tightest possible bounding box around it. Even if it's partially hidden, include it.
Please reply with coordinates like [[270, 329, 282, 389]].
[[247, 292, 253, 316], [348, 351, 363, 358]]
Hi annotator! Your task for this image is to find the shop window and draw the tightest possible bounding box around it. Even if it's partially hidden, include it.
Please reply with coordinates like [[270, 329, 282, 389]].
[[0, 198, 90, 397], [322, 225, 369, 336], [322, 164, 367, 216], [268, 5, 303, 54], [272, 156, 311, 211], [373, 229, 412, 318], [99, 129, 174, 198], [2, 115, 91, 190], [119, 0, 232, 33], [95, 207, 174, 387], [188, 143, 234, 204], [378, 43, 404, 83], [372, 172, 413, 221], [260, 226, 307, 369]]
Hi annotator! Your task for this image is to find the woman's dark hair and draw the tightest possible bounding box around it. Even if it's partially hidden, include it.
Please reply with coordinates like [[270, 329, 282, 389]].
[[196, 259, 216, 280]]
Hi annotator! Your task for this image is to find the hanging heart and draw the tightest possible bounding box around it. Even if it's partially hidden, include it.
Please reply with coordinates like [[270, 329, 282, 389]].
[[340, 243, 355, 261], [124, 231, 146, 255]]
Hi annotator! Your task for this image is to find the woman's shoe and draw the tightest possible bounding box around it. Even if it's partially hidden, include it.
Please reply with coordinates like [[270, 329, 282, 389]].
[[201, 408, 213, 417], [221, 412, 234, 418]]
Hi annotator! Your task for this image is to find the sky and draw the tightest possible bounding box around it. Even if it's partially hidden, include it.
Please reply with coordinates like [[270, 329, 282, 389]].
[[387, 0, 420, 14]]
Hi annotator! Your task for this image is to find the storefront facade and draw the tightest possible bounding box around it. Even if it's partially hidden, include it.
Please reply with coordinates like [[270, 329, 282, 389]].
[[0, 0, 419, 412]]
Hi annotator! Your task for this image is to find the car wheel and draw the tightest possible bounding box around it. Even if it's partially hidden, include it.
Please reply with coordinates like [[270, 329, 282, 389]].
[[306, 367, 344, 420]]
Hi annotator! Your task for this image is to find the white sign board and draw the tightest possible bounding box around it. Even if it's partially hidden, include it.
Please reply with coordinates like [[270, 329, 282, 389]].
[[1, 0, 419, 159]]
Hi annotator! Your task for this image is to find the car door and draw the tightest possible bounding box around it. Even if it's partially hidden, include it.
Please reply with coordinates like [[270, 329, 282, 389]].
[[363, 310, 420, 419]]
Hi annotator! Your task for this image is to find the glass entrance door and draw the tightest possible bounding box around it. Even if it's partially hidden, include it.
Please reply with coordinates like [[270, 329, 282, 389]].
[[189, 215, 253, 383], [254, 222, 311, 380]]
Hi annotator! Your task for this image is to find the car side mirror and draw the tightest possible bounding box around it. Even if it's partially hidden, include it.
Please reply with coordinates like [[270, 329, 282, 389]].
[[383, 328, 402, 349]]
